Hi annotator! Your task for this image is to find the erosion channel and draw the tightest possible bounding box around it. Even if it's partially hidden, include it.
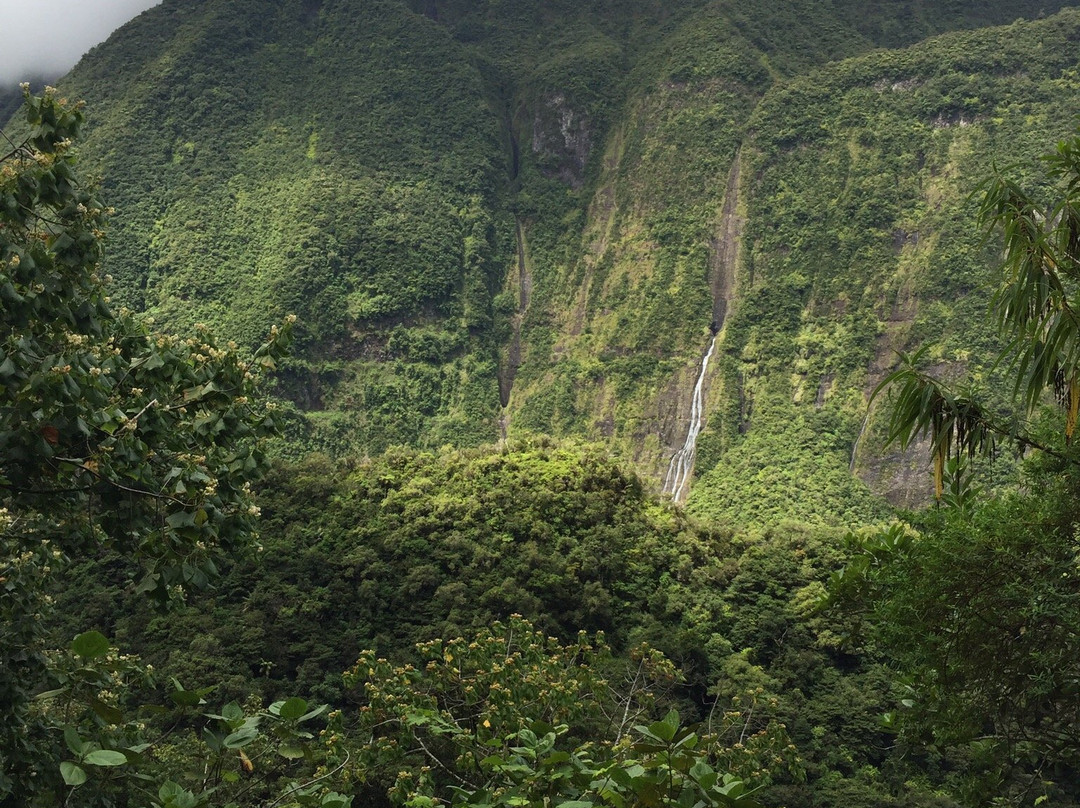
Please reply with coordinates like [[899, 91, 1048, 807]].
[[662, 155, 741, 501]]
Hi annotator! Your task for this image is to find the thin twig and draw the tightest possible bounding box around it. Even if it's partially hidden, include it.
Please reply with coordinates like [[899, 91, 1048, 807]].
[[48, 459, 193, 507], [738, 701, 754, 745], [413, 733, 473, 788], [129, 398, 159, 423], [705, 695, 719, 737], [615, 658, 644, 743], [262, 751, 352, 808]]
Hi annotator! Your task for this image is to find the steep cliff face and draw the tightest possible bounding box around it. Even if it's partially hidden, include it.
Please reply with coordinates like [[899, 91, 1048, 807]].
[[687, 14, 1080, 523], [499, 4, 1080, 521], [29, 0, 1080, 520], [532, 93, 593, 189]]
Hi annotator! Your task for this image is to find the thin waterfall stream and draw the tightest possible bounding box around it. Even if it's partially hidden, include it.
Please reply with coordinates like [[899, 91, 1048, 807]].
[[659, 155, 740, 503], [850, 410, 870, 473], [663, 332, 719, 502]]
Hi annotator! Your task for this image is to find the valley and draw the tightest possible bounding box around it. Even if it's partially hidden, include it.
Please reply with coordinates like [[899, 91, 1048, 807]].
[[47, 0, 1080, 507], [6, 1, 1080, 806]]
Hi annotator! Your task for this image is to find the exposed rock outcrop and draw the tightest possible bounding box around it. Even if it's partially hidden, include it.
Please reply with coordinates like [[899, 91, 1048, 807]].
[[532, 93, 592, 188]]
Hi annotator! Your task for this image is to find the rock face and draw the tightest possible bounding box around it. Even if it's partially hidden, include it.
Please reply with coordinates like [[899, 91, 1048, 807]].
[[532, 93, 592, 188]]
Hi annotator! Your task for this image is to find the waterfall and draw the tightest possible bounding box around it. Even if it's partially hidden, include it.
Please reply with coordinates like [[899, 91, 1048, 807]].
[[660, 155, 739, 503], [663, 333, 719, 502], [850, 410, 870, 473]]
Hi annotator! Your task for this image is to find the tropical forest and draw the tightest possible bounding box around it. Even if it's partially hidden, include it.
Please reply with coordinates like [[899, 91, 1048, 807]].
[[6, 0, 1080, 806]]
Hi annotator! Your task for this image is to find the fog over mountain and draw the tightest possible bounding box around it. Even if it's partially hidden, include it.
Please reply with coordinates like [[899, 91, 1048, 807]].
[[0, 0, 160, 85]]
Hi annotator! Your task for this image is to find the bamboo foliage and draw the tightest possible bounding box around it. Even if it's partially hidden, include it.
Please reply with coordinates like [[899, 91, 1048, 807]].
[[980, 138, 1080, 416], [876, 135, 1080, 495], [872, 350, 997, 499]]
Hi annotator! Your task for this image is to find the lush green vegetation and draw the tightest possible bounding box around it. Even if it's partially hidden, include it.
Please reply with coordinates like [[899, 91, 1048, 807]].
[[836, 484, 1080, 806], [53, 0, 510, 458], [827, 125, 1080, 806], [48, 443, 964, 807], [17, 0, 1077, 498], [12, 3, 1080, 806], [0, 89, 339, 808], [44, 424, 1014, 806], [689, 9, 1080, 516]]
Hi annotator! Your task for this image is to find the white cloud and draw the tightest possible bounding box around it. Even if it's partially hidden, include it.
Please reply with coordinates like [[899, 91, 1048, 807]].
[[0, 0, 162, 85]]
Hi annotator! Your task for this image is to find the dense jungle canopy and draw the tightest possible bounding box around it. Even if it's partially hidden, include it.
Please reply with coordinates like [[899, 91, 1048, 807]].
[[7, 1, 1080, 806]]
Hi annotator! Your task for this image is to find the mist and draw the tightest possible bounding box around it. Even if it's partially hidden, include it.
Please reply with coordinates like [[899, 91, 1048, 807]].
[[0, 0, 162, 86]]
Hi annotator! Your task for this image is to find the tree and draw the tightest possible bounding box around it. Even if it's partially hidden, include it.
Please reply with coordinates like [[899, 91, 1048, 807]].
[[835, 496, 1080, 806], [874, 133, 1080, 495], [341, 616, 785, 808], [0, 86, 298, 804], [843, 132, 1080, 804]]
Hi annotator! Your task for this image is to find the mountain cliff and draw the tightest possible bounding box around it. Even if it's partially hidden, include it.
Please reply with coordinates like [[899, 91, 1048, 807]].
[[25, 0, 1080, 521]]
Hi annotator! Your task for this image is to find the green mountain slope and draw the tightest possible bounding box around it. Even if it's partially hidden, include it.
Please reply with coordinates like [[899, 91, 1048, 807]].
[[689, 12, 1080, 523], [62, 0, 509, 454], [31, 0, 1080, 516], [682, 12, 1080, 524], [498, 4, 1080, 521]]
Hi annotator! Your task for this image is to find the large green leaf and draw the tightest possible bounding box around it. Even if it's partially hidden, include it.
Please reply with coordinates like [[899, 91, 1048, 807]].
[[276, 696, 309, 720], [223, 727, 259, 749], [84, 749, 128, 766], [170, 687, 204, 707], [277, 742, 305, 759], [89, 697, 123, 725], [60, 761, 87, 786], [63, 727, 86, 756], [71, 630, 109, 660]]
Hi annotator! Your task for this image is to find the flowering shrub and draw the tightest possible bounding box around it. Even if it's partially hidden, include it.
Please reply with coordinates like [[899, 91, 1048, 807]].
[[343, 616, 788, 808], [1, 88, 308, 805]]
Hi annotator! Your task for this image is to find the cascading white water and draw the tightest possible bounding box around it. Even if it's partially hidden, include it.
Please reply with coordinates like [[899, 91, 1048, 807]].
[[849, 410, 870, 473], [663, 333, 719, 502]]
